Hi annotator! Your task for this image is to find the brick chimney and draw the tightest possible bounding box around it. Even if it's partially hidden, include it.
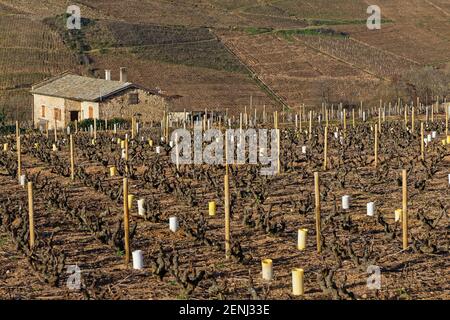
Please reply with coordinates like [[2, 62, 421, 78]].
[[105, 69, 111, 81], [120, 67, 127, 82]]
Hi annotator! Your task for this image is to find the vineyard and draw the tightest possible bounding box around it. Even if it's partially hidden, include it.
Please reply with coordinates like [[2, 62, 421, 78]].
[[0, 6, 78, 121], [0, 0, 448, 303], [295, 35, 416, 79], [1, 0, 449, 122], [218, 29, 381, 106], [88, 50, 275, 113], [0, 103, 448, 300]]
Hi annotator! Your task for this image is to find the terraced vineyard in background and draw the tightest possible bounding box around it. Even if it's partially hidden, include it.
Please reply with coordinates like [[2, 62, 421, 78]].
[[1, 0, 449, 121]]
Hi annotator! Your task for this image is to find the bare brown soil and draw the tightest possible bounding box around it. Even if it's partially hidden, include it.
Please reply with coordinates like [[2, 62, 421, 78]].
[[0, 116, 448, 300]]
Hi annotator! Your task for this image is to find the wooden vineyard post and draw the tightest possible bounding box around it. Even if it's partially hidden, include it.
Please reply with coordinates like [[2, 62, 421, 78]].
[[245, 107, 248, 127], [225, 128, 229, 175], [125, 137, 129, 175], [277, 128, 281, 175], [402, 170, 408, 250], [74, 120, 78, 134], [175, 132, 180, 170], [94, 118, 97, 140], [404, 108, 408, 129], [360, 101, 363, 120], [352, 109, 355, 128], [446, 106, 449, 137], [343, 109, 347, 139], [224, 174, 230, 259], [299, 112, 302, 132], [17, 135, 21, 182], [420, 122, 425, 160], [274, 111, 278, 129], [166, 112, 170, 142], [314, 172, 321, 253], [435, 97, 438, 114], [261, 105, 265, 123], [131, 116, 135, 140], [203, 113, 206, 132], [378, 108, 382, 134], [240, 113, 243, 133], [53, 119, 58, 143], [431, 104, 434, 123], [162, 111, 165, 139], [274, 111, 280, 175], [163, 111, 169, 142], [15, 120, 19, 140], [323, 126, 328, 170], [411, 107, 415, 133], [27, 182, 35, 249], [123, 178, 130, 264], [374, 124, 378, 168], [309, 111, 312, 140], [70, 134, 75, 181]]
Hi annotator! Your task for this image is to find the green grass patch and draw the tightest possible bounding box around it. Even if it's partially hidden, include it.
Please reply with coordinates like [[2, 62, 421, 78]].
[[244, 27, 274, 35]]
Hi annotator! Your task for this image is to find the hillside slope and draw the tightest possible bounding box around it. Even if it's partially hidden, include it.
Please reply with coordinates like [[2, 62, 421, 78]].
[[0, 0, 448, 120]]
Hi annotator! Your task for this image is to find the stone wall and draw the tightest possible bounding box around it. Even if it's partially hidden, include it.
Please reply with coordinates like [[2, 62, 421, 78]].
[[33, 94, 65, 129], [99, 88, 167, 122], [64, 99, 82, 123]]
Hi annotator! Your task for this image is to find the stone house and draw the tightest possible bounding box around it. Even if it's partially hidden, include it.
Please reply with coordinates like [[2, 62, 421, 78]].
[[30, 68, 175, 130]]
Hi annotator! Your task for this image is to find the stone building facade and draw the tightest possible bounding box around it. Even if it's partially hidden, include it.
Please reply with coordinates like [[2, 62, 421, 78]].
[[99, 87, 167, 122], [31, 71, 172, 130]]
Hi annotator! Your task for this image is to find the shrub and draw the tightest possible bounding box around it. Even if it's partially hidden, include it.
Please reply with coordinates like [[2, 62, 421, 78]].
[[72, 118, 129, 131]]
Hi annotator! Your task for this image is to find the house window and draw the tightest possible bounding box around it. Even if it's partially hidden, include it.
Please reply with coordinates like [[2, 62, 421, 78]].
[[88, 106, 94, 119], [54, 108, 61, 121], [128, 93, 139, 105], [41, 106, 46, 118]]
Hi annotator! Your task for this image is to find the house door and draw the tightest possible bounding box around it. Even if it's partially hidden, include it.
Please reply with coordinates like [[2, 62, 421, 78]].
[[70, 111, 79, 122]]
